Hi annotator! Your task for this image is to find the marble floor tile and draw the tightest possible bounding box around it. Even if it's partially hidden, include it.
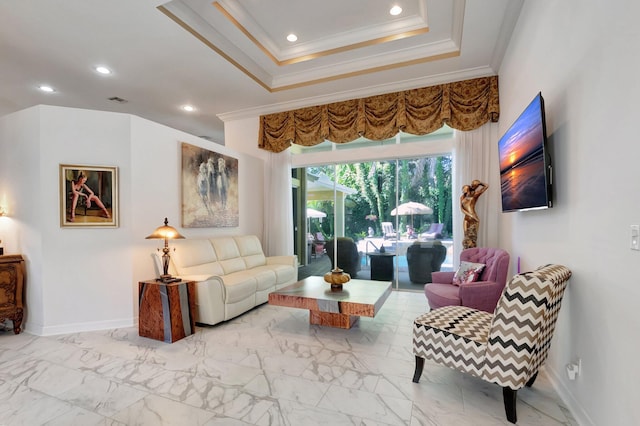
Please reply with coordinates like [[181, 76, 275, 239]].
[[256, 398, 357, 426], [111, 394, 215, 425], [301, 361, 380, 392], [0, 379, 77, 425], [56, 374, 149, 417], [317, 383, 413, 424], [0, 355, 88, 396], [243, 370, 330, 406], [0, 290, 577, 425], [194, 357, 263, 387], [43, 406, 125, 426]]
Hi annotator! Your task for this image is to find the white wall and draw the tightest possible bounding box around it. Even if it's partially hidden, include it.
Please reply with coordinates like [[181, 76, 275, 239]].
[[129, 115, 265, 301], [0, 107, 44, 327], [0, 106, 133, 334], [498, 1, 640, 424], [224, 117, 265, 160], [0, 105, 265, 335]]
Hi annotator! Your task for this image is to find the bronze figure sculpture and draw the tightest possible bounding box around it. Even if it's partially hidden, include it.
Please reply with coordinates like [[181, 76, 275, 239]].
[[460, 180, 488, 249]]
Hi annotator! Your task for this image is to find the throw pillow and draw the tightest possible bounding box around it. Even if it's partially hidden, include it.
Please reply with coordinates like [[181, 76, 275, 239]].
[[452, 261, 485, 285]]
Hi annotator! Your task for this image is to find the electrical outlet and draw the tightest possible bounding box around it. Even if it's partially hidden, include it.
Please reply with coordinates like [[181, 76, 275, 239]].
[[631, 225, 640, 250], [566, 358, 582, 380]]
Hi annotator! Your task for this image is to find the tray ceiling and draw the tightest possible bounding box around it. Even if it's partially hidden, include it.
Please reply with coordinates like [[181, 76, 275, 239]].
[[0, 0, 523, 142]]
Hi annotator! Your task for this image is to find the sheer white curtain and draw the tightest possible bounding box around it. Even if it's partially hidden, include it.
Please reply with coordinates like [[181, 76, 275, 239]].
[[264, 149, 294, 257], [452, 122, 500, 261]]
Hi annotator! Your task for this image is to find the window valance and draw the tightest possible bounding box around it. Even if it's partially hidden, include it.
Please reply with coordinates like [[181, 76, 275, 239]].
[[258, 76, 499, 153]]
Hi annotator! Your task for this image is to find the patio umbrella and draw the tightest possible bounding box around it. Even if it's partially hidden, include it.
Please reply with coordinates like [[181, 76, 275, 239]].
[[391, 201, 433, 227], [306, 208, 327, 219]]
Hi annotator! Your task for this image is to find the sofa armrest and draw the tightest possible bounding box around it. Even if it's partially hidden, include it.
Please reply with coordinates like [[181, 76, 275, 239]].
[[178, 274, 221, 283], [458, 280, 504, 312], [266, 255, 298, 268], [178, 274, 226, 325], [431, 271, 455, 284]]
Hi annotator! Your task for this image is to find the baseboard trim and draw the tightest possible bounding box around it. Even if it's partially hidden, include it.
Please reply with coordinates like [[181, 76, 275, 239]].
[[24, 317, 135, 336]]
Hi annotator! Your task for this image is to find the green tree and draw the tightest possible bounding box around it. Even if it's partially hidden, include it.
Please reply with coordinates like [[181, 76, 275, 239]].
[[305, 155, 452, 241]]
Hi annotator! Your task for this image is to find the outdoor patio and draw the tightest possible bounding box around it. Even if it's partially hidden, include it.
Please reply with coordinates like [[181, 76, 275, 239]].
[[299, 237, 454, 291]]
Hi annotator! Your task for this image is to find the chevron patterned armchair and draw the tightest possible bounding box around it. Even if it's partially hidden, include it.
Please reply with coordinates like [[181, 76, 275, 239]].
[[412, 264, 572, 423]]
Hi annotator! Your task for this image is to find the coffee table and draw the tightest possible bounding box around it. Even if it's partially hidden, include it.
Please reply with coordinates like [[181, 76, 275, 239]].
[[268, 276, 392, 329]]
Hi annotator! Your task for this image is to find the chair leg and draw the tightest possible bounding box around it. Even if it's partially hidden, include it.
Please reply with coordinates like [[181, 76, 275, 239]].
[[503, 387, 517, 424], [412, 356, 425, 383], [525, 371, 538, 387]]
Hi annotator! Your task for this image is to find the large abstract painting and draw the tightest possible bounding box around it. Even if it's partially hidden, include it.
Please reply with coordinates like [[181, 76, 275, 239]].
[[181, 142, 239, 227]]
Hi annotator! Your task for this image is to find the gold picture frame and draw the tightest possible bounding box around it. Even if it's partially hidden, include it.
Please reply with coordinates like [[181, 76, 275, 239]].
[[59, 164, 119, 228]]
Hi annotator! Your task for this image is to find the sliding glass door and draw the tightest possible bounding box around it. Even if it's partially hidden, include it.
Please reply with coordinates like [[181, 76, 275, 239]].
[[295, 154, 453, 291]]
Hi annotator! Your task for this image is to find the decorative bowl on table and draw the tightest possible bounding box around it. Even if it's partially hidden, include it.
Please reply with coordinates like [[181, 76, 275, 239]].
[[324, 268, 351, 291]]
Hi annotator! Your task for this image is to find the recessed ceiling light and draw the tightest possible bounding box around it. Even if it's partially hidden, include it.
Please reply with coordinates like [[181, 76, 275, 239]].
[[286, 33, 298, 43], [38, 85, 55, 93], [95, 66, 112, 75], [182, 105, 195, 112], [390, 5, 402, 16]]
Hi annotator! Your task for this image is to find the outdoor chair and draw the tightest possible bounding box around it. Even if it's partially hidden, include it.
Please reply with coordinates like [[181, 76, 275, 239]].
[[421, 223, 443, 239], [412, 264, 572, 423], [381, 222, 397, 240], [425, 247, 510, 313], [313, 232, 326, 257], [406, 241, 447, 283], [326, 237, 361, 278]]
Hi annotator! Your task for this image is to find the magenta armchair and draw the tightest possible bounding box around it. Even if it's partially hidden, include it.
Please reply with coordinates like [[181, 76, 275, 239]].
[[425, 247, 510, 313]]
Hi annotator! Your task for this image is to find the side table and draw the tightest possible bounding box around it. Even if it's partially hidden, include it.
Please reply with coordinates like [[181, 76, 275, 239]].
[[367, 252, 396, 281], [0, 254, 26, 334], [138, 279, 196, 343]]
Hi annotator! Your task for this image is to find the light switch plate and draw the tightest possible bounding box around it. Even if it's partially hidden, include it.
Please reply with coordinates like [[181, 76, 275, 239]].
[[631, 225, 640, 250]]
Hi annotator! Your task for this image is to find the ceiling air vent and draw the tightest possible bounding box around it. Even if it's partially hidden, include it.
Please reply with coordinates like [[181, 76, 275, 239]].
[[108, 96, 128, 104]]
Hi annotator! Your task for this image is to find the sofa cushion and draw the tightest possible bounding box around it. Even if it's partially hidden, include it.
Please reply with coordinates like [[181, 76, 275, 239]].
[[234, 235, 267, 269], [211, 237, 247, 274], [220, 271, 257, 303], [171, 239, 224, 276], [267, 264, 297, 286], [424, 283, 462, 308], [248, 266, 277, 291]]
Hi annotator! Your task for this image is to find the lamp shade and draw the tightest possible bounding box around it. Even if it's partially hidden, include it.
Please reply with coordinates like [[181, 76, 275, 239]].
[[145, 218, 185, 240]]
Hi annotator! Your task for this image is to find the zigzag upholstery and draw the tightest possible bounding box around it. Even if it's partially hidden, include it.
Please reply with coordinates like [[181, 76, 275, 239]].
[[413, 306, 492, 378], [412, 264, 572, 424]]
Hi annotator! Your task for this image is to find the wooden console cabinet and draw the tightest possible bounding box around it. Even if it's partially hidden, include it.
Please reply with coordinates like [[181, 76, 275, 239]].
[[138, 280, 196, 343], [0, 254, 26, 334]]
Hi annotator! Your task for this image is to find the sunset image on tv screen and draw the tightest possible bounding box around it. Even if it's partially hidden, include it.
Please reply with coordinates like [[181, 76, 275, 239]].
[[498, 94, 548, 212]]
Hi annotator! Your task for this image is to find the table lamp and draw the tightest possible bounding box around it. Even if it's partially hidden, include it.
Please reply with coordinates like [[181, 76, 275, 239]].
[[145, 217, 185, 282]]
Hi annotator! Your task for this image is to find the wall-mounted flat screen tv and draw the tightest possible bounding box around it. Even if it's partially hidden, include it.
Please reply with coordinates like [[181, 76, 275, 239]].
[[498, 92, 552, 212]]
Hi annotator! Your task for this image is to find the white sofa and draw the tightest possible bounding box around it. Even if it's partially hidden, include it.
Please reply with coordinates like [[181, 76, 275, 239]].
[[156, 235, 298, 326]]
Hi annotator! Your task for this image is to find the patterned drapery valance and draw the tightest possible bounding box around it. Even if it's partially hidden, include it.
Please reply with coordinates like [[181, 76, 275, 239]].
[[258, 76, 499, 153]]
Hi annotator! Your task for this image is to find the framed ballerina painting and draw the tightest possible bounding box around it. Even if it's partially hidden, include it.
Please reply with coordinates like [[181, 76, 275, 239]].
[[59, 164, 119, 228]]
